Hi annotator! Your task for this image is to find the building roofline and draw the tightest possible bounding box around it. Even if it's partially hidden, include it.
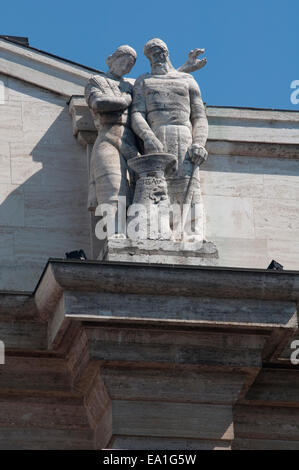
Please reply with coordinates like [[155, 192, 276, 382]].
[[0, 35, 103, 74], [1, 36, 298, 113], [208, 104, 299, 113]]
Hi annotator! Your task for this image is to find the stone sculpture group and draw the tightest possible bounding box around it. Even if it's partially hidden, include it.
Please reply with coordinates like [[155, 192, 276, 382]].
[[85, 38, 209, 243]]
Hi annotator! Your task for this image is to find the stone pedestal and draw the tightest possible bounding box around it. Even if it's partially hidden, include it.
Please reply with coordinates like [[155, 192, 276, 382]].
[[127, 153, 176, 240], [99, 237, 218, 266]]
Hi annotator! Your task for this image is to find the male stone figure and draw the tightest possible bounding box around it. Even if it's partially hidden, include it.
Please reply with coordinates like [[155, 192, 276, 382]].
[[131, 38, 209, 241], [85, 45, 139, 236]]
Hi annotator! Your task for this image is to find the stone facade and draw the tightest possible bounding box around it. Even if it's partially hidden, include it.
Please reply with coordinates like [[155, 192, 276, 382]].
[[0, 37, 92, 290], [1, 260, 299, 449], [0, 37, 299, 450], [1, 37, 299, 291], [71, 97, 299, 271]]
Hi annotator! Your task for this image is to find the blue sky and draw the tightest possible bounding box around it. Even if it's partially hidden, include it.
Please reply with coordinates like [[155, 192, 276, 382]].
[[1, 0, 298, 109]]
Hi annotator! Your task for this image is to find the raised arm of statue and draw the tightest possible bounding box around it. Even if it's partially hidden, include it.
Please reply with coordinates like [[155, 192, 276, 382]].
[[178, 48, 207, 74], [131, 76, 164, 153]]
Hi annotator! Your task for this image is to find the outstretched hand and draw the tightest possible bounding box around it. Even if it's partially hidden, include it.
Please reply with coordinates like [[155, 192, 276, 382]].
[[178, 48, 207, 74], [188, 48, 205, 61]]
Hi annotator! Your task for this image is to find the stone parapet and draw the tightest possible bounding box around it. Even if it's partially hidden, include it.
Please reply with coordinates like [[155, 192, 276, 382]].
[[99, 238, 219, 266], [0, 260, 298, 449]]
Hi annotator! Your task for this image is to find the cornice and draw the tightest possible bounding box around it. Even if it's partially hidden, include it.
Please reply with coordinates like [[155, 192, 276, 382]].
[[0, 38, 101, 97]]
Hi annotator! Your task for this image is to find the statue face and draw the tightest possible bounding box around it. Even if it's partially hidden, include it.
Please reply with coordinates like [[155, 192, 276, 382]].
[[109, 53, 136, 77], [148, 46, 168, 66]]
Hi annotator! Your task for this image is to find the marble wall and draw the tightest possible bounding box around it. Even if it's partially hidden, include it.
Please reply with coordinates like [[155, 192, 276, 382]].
[[0, 74, 90, 291], [1, 73, 299, 291], [201, 153, 299, 270]]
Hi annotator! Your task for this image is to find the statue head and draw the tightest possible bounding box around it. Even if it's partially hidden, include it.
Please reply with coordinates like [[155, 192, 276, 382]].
[[143, 38, 174, 73], [106, 45, 137, 78]]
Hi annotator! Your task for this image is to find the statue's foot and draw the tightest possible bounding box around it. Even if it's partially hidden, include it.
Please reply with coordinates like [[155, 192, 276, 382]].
[[182, 235, 204, 245]]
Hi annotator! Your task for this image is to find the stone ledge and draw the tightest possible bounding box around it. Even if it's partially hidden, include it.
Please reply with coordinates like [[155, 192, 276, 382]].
[[31, 260, 299, 364], [35, 259, 299, 302], [0, 39, 96, 97], [100, 238, 219, 266], [69, 96, 299, 150], [0, 260, 298, 449]]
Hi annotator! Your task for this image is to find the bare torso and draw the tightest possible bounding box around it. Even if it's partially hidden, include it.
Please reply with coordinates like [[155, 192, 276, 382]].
[[142, 72, 192, 129]]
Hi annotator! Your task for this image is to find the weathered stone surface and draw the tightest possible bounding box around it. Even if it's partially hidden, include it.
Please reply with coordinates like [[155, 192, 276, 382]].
[[201, 165, 264, 198], [234, 404, 299, 441], [0, 37, 93, 97], [113, 400, 233, 440], [212, 237, 269, 269], [0, 73, 8, 102], [35, 260, 299, 302], [208, 107, 299, 144], [64, 290, 296, 328], [243, 368, 299, 405], [0, 356, 71, 391], [233, 438, 299, 450], [131, 38, 209, 243], [85, 45, 138, 217], [0, 183, 24, 226], [69, 96, 96, 136], [110, 435, 231, 450], [0, 103, 22, 140], [0, 261, 298, 449], [0, 427, 94, 450], [254, 198, 299, 241], [0, 74, 91, 291], [102, 367, 246, 404], [1, 39, 299, 450], [24, 186, 88, 229], [204, 195, 255, 240], [0, 142, 11, 184], [68, 95, 299, 269], [100, 237, 218, 265], [0, 293, 35, 319], [0, 395, 90, 429], [0, 263, 46, 292], [87, 328, 265, 369], [14, 227, 90, 264], [70, 98, 299, 154], [0, 229, 14, 265], [0, 322, 47, 350], [207, 139, 299, 159], [263, 174, 299, 201]]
